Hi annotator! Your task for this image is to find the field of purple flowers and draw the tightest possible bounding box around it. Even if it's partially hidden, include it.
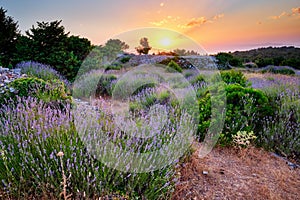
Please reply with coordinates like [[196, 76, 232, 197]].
[[0, 60, 299, 199]]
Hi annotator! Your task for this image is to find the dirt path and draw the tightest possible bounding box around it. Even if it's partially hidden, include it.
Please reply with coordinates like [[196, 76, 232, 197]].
[[172, 146, 300, 200]]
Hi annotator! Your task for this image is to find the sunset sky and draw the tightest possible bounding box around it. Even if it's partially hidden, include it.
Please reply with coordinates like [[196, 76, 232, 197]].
[[2, 0, 300, 54]]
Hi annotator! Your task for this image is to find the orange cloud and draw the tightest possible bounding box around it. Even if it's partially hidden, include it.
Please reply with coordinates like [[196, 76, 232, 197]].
[[186, 17, 207, 27], [270, 7, 300, 20], [270, 12, 287, 20], [150, 14, 224, 30], [292, 7, 300, 15]]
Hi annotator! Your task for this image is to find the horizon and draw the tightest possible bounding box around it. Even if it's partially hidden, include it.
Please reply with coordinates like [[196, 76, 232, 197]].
[[1, 0, 300, 54]]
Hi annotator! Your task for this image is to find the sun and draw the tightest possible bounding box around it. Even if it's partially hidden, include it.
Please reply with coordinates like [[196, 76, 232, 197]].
[[159, 37, 172, 47]]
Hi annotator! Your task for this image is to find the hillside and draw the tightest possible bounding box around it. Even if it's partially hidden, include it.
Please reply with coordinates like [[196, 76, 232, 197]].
[[229, 46, 300, 69]]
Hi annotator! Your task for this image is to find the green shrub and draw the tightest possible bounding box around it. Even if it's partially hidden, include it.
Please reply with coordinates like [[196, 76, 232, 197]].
[[0, 77, 70, 105], [166, 60, 183, 73], [95, 74, 117, 97], [220, 70, 247, 87], [120, 56, 131, 63], [157, 90, 170, 104], [190, 74, 205, 85], [105, 64, 122, 70], [198, 84, 271, 145], [261, 66, 295, 75]]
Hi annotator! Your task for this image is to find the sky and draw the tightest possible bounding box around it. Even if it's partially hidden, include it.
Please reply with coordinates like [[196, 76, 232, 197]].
[[1, 0, 300, 54]]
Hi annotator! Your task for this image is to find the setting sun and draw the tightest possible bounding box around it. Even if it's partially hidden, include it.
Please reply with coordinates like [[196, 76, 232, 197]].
[[160, 38, 172, 47]]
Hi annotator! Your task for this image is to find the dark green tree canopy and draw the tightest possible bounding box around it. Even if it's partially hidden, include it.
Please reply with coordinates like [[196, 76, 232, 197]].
[[13, 20, 92, 81], [0, 7, 19, 67]]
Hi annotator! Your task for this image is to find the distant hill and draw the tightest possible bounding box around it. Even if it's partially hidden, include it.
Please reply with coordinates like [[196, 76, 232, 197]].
[[229, 46, 300, 69]]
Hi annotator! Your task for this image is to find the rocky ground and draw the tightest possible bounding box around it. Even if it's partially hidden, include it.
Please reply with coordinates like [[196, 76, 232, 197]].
[[0, 67, 26, 94]]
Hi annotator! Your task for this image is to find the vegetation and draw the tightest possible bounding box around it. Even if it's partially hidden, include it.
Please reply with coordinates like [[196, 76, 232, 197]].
[[0, 6, 299, 199], [166, 60, 183, 73], [215, 52, 243, 69], [220, 70, 247, 87], [135, 37, 152, 55], [230, 46, 300, 69], [0, 7, 19, 67]]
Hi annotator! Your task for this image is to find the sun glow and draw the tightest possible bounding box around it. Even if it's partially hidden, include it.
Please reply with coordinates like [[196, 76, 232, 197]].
[[159, 38, 172, 47]]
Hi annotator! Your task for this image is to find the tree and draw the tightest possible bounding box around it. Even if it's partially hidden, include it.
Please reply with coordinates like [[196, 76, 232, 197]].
[[136, 37, 152, 55], [105, 39, 129, 53], [66, 35, 92, 61], [17, 20, 92, 81], [0, 7, 19, 67], [215, 52, 242, 69]]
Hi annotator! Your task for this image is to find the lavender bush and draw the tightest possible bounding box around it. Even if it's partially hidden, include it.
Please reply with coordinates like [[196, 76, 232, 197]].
[[0, 96, 185, 199], [16, 61, 69, 86], [258, 83, 300, 161]]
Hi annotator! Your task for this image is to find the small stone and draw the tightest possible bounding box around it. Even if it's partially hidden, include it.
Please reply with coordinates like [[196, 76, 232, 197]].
[[9, 87, 15, 93], [202, 171, 208, 175], [4, 79, 11, 84]]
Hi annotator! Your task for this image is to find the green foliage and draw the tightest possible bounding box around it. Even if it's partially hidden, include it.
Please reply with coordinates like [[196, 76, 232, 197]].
[[190, 74, 205, 85], [12, 20, 92, 81], [231, 46, 300, 70], [261, 66, 295, 75], [95, 74, 117, 97], [215, 52, 242, 69], [157, 90, 170, 103], [0, 77, 70, 105], [198, 84, 271, 144], [166, 60, 183, 73], [254, 57, 274, 67], [220, 70, 247, 87], [0, 7, 19, 67], [105, 64, 121, 70], [120, 56, 131, 63]]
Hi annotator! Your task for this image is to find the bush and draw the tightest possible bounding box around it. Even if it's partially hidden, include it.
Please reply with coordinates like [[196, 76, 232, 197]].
[[0, 77, 70, 106], [95, 74, 117, 97], [198, 84, 271, 144], [0, 96, 186, 199], [72, 71, 117, 99], [190, 74, 205, 86], [220, 70, 247, 87], [105, 64, 121, 71], [166, 60, 183, 73], [16, 61, 67, 83], [258, 86, 300, 161], [261, 66, 295, 75], [120, 56, 131, 63]]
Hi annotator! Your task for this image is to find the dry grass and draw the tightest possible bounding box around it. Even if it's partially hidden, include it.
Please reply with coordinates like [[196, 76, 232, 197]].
[[172, 145, 300, 200]]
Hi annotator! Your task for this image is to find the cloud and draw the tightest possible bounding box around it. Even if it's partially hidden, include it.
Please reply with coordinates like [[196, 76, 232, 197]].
[[149, 19, 168, 26], [270, 7, 300, 20], [150, 15, 180, 26], [186, 17, 207, 27], [150, 14, 224, 30], [213, 14, 224, 20], [270, 12, 287, 20], [292, 7, 300, 15]]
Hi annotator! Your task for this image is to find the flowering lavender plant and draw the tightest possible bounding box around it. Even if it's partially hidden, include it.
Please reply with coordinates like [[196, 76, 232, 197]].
[[16, 61, 69, 86], [0, 96, 178, 199]]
